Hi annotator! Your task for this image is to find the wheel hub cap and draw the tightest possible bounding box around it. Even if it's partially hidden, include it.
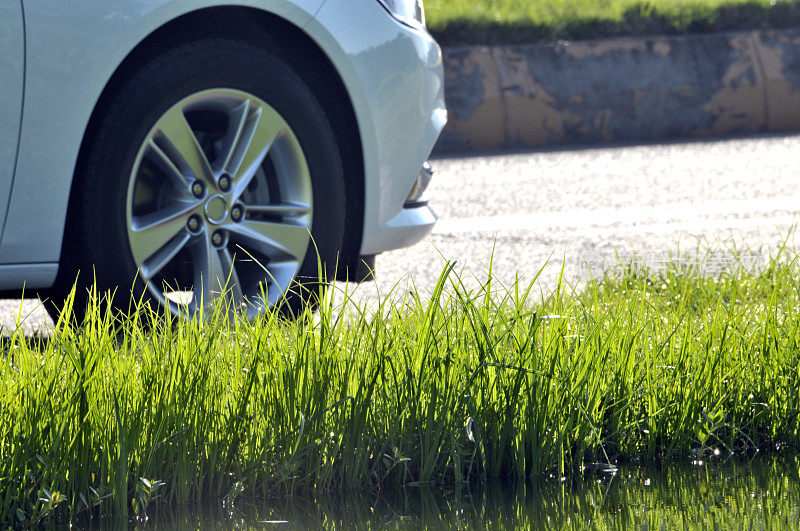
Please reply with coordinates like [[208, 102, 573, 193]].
[[204, 194, 228, 225]]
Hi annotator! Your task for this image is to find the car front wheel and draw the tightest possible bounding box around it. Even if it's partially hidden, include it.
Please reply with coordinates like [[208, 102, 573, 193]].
[[47, 38, 346, 322]]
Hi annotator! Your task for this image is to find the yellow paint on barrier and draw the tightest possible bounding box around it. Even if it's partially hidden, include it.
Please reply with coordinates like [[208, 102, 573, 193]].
[[697, 33, 765, 136], [443, 47, 506, 150], [753, 31, 800, 132], [493, 48, 572, 145]]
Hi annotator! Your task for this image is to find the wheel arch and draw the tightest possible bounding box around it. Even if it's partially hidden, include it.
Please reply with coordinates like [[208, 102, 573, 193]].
[[61, 6, 366, 290]]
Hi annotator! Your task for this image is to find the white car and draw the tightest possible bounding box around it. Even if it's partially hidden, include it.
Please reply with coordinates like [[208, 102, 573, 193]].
[[0, 0, 446, 319]]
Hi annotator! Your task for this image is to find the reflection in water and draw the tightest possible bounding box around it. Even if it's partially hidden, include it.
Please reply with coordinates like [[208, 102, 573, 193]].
[[143, 456, 800, 529]]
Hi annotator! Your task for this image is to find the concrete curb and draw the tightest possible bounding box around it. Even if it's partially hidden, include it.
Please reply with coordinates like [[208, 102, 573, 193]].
[[435, 28, 800, 153]]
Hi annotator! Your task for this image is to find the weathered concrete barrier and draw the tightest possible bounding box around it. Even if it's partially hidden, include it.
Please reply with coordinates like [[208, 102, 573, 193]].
[[436, 28, 800, 152]]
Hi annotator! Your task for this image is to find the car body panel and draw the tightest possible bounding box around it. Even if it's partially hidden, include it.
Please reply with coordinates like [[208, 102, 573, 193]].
[[307, 0, 446, 254], [0, 1, 24, 245], [0, 263, 57, 290], [0, 0, 324, 267]]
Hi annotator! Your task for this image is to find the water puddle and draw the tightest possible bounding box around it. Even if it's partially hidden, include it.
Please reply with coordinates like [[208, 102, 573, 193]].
[[129, 455, 800, 528]]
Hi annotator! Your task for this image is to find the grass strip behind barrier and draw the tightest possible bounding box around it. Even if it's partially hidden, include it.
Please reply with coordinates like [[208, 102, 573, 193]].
[[426, 0, 800, 45], [2, 252, 800, 525]]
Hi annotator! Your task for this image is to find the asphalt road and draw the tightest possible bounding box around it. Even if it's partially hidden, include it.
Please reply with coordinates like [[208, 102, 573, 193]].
[[4, 133, 800, 334]]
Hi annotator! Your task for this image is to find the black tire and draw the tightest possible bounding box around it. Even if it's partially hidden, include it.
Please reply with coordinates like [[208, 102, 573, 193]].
[[44, 38, 345, 323]]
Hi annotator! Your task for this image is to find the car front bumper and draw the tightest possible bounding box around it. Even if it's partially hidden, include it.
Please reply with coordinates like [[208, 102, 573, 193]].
[[307, 0, 447, 255]]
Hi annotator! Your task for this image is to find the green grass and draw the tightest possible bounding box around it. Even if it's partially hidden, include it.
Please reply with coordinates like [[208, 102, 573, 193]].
[[426, 0, 800, 45], [3, 250, 800, 526]]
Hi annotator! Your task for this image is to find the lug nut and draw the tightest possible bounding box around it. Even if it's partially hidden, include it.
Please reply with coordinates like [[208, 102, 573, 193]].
[[191, 181, 205, 198], [187, 214, 202, 234], [230, 204, 244, 222], [218, 174, 231, 192], [211, 230, 226, 248]]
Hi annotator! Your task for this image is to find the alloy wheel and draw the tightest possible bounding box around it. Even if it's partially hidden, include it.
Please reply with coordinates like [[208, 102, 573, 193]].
[[125, 89, 313, 317]]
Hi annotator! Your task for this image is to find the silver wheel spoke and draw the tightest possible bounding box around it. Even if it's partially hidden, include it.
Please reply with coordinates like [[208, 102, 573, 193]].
[[155, 105, 215, 187], [245, 202, 312, 216], [226, 106, 285, 200], [215, 100, 250, 173], [228, 219, 310, 262], [129, 203, 197, 267], [144, 140, 192, 195], [140, 233, 192, 281], [193, 236, 240, 310], [264, 262, 300, 306]]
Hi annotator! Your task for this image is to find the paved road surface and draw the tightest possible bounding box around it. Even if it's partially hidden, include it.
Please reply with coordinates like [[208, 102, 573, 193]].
[[4, 133, 800, 334]]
